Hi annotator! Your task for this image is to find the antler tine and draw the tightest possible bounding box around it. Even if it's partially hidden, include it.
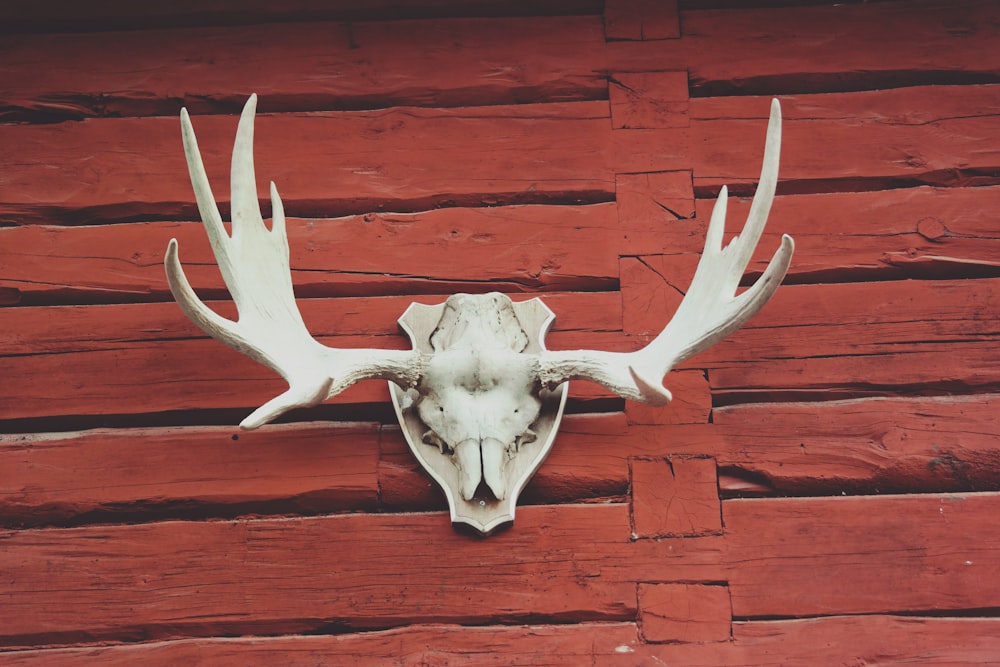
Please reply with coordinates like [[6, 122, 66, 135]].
[[538, 98, 794, 405], [166, 95, 423, 430], [637, 98, 790, 369]]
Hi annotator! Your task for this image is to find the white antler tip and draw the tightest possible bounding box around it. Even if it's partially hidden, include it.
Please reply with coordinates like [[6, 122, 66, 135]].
[[628, 366, 673, 406]]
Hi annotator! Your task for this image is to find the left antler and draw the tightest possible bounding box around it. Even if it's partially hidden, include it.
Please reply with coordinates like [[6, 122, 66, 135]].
[[538, 98, 794, 404], [165, 95, 423, 429]]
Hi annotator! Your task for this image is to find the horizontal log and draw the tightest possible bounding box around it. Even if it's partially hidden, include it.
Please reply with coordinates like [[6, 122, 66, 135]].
[[631, 276, 1000, 358], [710, 394, 1000, 496], [627, 274, 1000, 400], [631, 616, 1000, 667], [376, 373, 711, 511], [0, 291, 642, 421], [2, 295, 626, 381], [20, 389, 989, 529], [557, 394, 1000, 499], [0, 204, 644, 305], [5, 279, 998, 420], [0, 333, 635, 421], [710, 341, 1000, 403], [686, 85, 1000, 190], [0, 505, 724, 647], [0, 622, 639, 666], [5, 616, 998, 666], [608, 0, 1000, 94], [0, 291, 623, 356], [0, 16, 607, 121], [724, 492, 1000, 617], [0, 0, 602, 33], [0, 423, 382, 527], [608, 83, 1000, 191], [622, 185, 1000, 281], [0, 102, 677, 226], [6, 86, 999, 226], [385, 392, 1000, 514]]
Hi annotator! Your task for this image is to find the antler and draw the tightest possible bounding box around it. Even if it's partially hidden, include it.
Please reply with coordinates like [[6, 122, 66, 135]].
[[165, 95, 422, 429], [538, 98, 794, 404]]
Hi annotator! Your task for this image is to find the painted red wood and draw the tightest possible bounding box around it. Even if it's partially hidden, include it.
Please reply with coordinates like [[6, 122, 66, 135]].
[[710, 341, 999, 403], [0, 330, 638, 421], [710, 394, 1000, 495], [604, 0, 679, 40], [632, 276, 1000, 359], [624, 369, 711, 425], [622, 183, 1000, 281], [687, 86, 1000, 189], [0, 423, 381, 527], [0, 292, 622, 356], [4, 617, 998, 666], [609, 72, 689, 129], [0, 505, 724, 648], [383, 390, 1000, 513], [608, 0, 1000, 93], [0, 16, 607, 121], [0, 622, 639, 667], [725, 493, 1000, 617], [6, 86, 1000, 226], [638, 583, 731, 643], [6, 276, 998, 421], [631, 457, 721, 537], [616, 171, 695, 251], [11, 392, 995, 529], [0, 0, 603, 33], [3, 0, 1000, 660], [559, 394, 1000, 500], [0, 102, 675, 226], [0, 204, 650, 304], [624, 272, 1000, 400], [626, 616, 1000, 667]]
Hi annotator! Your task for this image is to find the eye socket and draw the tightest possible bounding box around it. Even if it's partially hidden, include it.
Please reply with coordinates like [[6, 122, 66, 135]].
[[439, 406, 444, 412]]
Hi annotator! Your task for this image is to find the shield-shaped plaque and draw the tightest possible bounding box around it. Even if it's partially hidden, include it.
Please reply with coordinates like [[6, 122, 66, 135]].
[[389, 296, 568, 534]]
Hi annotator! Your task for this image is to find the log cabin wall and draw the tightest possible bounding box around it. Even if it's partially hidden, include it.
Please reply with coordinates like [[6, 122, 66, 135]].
[[2, 0, 999, 663]]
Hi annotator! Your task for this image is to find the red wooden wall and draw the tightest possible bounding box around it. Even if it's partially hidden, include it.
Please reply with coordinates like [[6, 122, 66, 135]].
[[2, 0, 1000, 663]]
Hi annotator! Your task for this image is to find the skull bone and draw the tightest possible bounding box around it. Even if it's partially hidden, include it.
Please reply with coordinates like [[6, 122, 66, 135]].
[[412, 293, 544, 501]]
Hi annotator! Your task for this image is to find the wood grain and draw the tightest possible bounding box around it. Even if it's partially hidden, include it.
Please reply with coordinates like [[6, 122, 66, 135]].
[[624, 616, 1000, 667], [0, 623, 638, 666], [622, 185, 1000, 281], [0, 16, 607, 121], [609, 0, 1000, 94], [0, 505, 724, 648], [3, 0, 1000, 660], [0, 102, 678, 226], [5, 86, 998, 227], [0, 204, 642, 305], [0, 423, 381, 527], [12, 392, 993, 529], [0, 0, 603, 33], [725, 492, 1000, 617], [4, 617, 998, 666]]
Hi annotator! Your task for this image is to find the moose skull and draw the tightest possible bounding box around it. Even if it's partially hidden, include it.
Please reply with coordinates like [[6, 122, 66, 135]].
[[389, 293, 566, 532], [410, 293, 543, 501], [164, 94, 794, 534]]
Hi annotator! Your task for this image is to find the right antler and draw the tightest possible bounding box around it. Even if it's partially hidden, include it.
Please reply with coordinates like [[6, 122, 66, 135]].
[[165, 95, 422, 429], [538, 98, 794, 403]]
